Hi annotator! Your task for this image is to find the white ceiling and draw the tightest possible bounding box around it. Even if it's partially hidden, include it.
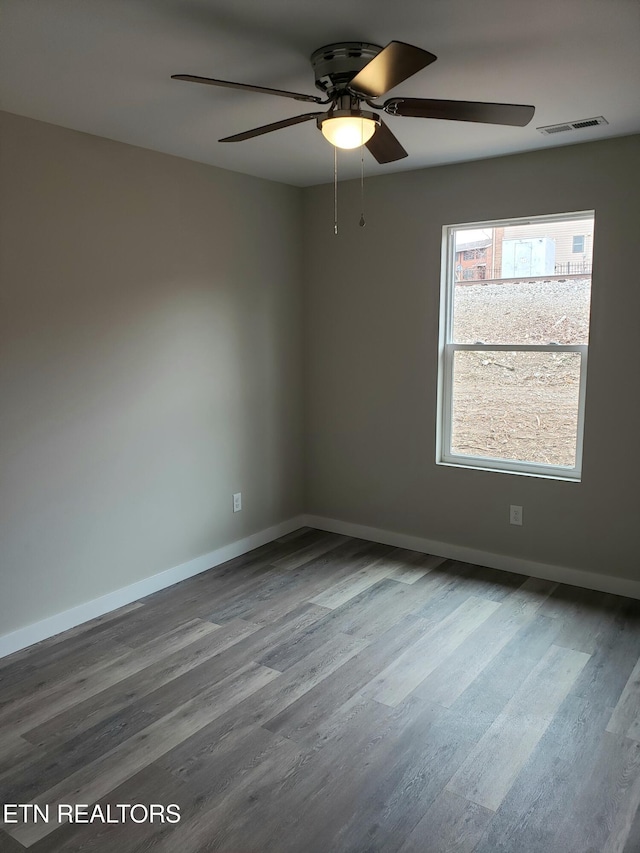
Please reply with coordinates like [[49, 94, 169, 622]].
[[1, 0, 639, 186]]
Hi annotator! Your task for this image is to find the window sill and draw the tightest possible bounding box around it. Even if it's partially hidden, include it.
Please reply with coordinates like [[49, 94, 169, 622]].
[[436, 458, 582, 483]]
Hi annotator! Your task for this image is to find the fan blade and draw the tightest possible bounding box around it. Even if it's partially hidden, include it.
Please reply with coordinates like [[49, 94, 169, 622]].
[[219, 112, 324, 142], [385, 97, 535, 126], [171, 74, 323, 104], [348, 42, 437, 99], [366, 119, 408, 163]]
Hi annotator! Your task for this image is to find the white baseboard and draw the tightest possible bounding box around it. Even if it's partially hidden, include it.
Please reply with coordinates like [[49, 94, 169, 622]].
[[5, 512, 637, 660], [302, 514, 640, 601], [0, 516, 307, 659]]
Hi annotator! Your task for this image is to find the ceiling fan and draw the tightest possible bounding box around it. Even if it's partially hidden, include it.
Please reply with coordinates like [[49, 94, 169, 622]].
[[172, 41, 535, 164]]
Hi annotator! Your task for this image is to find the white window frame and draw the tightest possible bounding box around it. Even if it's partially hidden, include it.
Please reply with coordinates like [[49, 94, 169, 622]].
[[436, 211, 593, 482]]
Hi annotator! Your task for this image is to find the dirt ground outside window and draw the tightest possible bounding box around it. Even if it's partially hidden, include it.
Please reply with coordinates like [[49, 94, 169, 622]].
[[450, 278, 591, 468]]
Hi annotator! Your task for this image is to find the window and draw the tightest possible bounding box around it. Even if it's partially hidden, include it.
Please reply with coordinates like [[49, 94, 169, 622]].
[[437, 211, 594, 480], [573, 235, 585, 253], [462, 247, 487, 260]]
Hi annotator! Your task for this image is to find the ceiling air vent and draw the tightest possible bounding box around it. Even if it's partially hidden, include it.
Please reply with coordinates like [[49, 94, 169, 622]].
[[537, 116, 608, 135]]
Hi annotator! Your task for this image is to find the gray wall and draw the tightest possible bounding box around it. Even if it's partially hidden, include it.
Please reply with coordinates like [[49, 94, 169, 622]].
[[0, 111, 304, 635], [304, 135, 640, 581], [2, 112, 639, 641]]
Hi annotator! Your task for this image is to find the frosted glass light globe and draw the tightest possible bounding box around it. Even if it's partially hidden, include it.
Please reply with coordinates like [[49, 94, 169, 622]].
[[321, 116, 377, 149]]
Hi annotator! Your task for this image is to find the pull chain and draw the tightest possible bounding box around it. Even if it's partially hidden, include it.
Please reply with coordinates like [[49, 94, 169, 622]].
[[333, 145, 338, 236], [359, 129, 366, 228]]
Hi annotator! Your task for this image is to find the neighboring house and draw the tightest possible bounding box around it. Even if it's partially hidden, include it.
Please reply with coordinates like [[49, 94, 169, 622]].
[[454, 237, 493, 281], [503, 218, 594, 275], [454, 219, 594, 281]]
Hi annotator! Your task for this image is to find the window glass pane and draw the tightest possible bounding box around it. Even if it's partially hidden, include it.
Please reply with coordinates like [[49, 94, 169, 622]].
[[452, 279, 591, 346], [452, 218, 593, 345], [450, 351, 581, 468]]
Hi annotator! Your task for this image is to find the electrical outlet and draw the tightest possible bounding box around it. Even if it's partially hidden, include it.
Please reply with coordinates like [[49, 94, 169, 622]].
[[510, 505, 523, 526], [233, 492, 242, 513]]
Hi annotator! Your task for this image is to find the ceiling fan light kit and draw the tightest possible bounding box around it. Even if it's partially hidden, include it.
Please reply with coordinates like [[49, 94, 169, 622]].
[[320, 109, 379, 150]]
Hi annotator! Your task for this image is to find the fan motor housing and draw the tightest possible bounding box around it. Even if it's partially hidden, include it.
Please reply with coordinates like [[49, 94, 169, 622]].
[[311, 42, 382, 95]]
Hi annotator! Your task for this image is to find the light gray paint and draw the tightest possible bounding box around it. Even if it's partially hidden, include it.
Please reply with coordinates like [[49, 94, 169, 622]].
[[0, 111, 304, 636], [1, 0, 639, 186], [2, 109, 639, 643], [303, 134, 640, 581]]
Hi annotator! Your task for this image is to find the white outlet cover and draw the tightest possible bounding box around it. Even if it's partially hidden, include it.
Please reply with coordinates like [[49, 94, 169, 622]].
[[510, 505, 523, 526]]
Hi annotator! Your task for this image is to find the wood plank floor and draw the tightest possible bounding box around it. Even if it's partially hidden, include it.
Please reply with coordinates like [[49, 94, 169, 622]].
[[2, 528, 640, 852]]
